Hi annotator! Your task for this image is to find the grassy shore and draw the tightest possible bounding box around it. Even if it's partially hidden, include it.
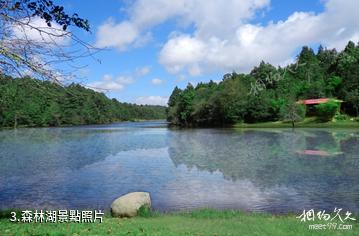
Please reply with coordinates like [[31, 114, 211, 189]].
[[235, 118, 359, 129], [0, 209, 357, 236]]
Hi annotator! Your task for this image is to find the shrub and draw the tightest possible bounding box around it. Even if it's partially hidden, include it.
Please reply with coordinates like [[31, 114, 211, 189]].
[[137, 204, 152, 217], [334, 112, 348, 121], [315, 100, 340, 122]]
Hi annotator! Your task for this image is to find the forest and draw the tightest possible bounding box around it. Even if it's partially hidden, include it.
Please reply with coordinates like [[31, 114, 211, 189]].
[[0, 76, 166, 128], [167, 41, 359, 127]]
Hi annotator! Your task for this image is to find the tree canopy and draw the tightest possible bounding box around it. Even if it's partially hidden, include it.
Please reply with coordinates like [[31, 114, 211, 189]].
[[167, 41, 359, 126], [0, 75, 166, 128]]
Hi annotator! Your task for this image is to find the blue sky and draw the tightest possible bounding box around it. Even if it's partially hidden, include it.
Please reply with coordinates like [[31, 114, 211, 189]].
[[54, 0, 358, 105]]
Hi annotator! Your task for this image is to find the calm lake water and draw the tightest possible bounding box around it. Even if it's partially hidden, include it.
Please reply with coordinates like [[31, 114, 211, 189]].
[[0, 121, 358, 213]]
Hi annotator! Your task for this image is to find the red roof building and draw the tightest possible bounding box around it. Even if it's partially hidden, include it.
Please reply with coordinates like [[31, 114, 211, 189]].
[[296, 98, 343, 105]]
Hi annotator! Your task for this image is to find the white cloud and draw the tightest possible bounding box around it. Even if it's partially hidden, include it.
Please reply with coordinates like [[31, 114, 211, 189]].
[[86, 65, 149, 93], [96, 0, 269, 51], [159, 35, 206, 74], [129, 0, 270, 38], [151, 78, 164, 85], [135, 66, 151, 77], [159, 0, 359, 74], [95, 20, 139, 51], [117, 76, 135, 85], [97, 0, 359, 75], [176, 74, 187, 82], [133, 32, 153, 48], [135, 96, 168, 106], [12, 17, 70, 46], [87, 74, 134, 92]]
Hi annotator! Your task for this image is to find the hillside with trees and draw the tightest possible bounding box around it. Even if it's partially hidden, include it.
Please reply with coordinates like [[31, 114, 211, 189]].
[[0, 1, 166, 129], [167, 41, 359, 127], [0, 76, 166, 128]]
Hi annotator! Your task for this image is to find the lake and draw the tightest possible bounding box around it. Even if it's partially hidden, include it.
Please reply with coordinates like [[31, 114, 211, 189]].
[[0, 121, 358, 214]]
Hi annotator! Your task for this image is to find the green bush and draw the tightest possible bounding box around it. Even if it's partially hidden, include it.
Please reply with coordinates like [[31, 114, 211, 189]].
[[334, 112, 349, 121], [137, 204, 152, 217], [315, 100, 340, 122]]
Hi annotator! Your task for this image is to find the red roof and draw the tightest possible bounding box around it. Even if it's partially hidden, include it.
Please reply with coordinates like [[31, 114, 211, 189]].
[[298, 150, 331, 156], [297, 98, 329, 105], [303, 98, 329, 105]]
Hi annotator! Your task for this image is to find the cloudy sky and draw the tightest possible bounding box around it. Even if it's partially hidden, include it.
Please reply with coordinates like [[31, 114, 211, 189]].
[[57, 0, 359, 105]]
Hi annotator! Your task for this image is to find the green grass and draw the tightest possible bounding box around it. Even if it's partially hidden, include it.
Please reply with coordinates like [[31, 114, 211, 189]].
[[0, 209, 357, 236], [234, 117, 359, 129]]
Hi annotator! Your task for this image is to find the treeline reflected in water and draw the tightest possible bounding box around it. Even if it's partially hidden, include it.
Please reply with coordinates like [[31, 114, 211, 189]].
[[0, 124, 358, 212], [168, 129, 359, 212]]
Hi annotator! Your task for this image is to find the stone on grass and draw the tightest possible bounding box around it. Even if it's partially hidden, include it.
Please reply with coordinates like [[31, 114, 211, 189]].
[[111, 192, 151, 217]]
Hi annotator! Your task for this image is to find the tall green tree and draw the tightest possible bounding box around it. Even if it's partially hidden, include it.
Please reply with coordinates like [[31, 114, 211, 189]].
[[166, 41, 359, 127]]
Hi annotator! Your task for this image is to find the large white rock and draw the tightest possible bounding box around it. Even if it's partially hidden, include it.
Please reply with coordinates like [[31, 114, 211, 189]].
[[111, 192, 151, 217]]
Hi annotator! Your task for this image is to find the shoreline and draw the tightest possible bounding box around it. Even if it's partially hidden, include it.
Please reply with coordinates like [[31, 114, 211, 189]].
[[0, 119, 167, 130], [2, 119, 359, 130], [234, 119, 359, 129]]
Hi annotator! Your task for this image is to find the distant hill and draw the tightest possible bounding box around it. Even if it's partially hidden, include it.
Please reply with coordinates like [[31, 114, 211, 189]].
[[0, 76, 167, 128]]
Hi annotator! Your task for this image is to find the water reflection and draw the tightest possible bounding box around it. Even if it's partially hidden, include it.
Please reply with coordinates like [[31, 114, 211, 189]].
[[168, 128, 359, 212], [0, 123, 358, 213]]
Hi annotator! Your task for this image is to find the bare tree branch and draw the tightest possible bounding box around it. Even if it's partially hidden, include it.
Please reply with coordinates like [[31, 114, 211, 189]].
[[0, 0, 100, 84]]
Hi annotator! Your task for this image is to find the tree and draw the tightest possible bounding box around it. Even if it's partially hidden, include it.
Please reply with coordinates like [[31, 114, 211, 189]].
[[336, 41, 359, 74], [166, 86, 182, 124], [0, 0, 96, 82], [165, 41, 359, 127], [315, 100, 340, 122], [244, 92, 274, 123], [280, 101, 306, 128], [346, 89, 359, 117], [325, 76, 342, 96], [177, 83, 195, 126], [296, 46, 326, 99], [317, 46, 337, 73], [250, 61, 277, 89], [337, 60, 359, 115], [167, 86, 182, 107]]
